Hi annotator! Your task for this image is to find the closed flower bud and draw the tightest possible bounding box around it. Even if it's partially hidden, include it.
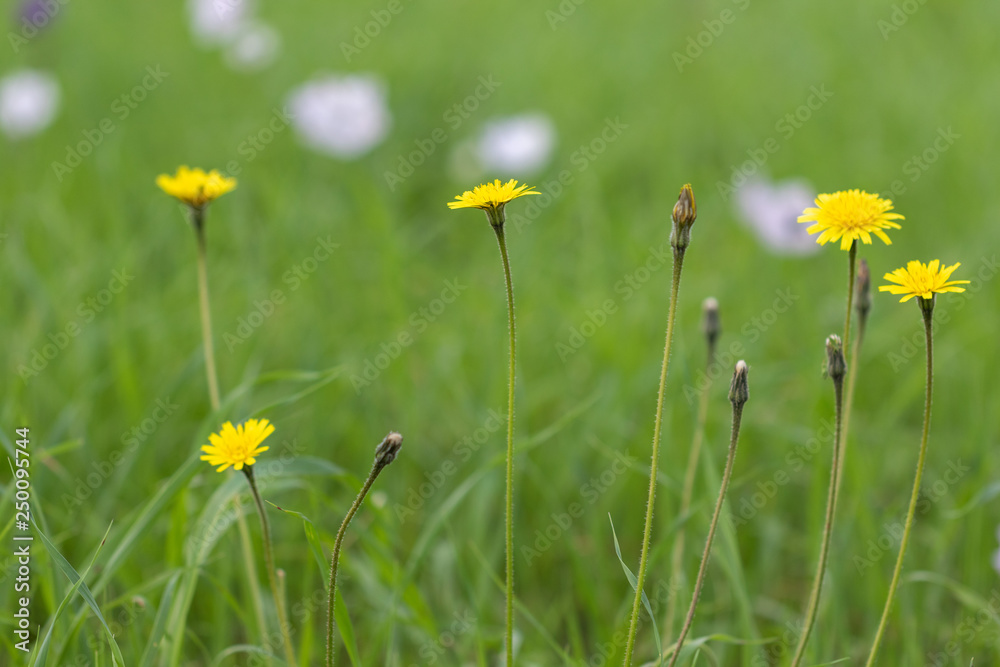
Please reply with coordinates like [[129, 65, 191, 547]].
[[375, 431, 403, 468], [825, 335, 846, 381], [702, 297, 721, 349], [671, 183, 697, 251], [728, 360, 749, 407], [855, 258, 872, 321]]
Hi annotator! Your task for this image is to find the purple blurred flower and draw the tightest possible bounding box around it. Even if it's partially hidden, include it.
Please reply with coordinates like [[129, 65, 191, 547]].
[[733, 177, 820, 256]]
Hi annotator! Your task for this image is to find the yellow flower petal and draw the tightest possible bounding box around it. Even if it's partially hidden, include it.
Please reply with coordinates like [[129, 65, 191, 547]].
[[200, 418, 275, 473], [156, 165, 237, 208], [878, 260, 970, 302], [797, 189, 904, 251], [447, 179, 539, 212]]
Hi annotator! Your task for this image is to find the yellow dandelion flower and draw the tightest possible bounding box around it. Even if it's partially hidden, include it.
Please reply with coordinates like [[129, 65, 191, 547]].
[[797, 189, 904, 250], [200, 419, 274, 472], [878, 259, 970, 302], [447, 178, 538, 217], [156, 165, 237, 209]]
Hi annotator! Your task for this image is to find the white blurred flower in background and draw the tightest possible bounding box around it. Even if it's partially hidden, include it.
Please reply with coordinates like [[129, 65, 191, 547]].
[[224, 21, 281, 71], [0, 69, 60, 139], [188, 0, 253, 46], [733, 177, 820, 255], [286, 75, 391, 159], [477, 113, 556, 175]]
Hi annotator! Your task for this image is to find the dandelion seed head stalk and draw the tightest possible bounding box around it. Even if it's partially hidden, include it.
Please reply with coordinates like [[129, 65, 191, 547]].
[[666, 361, 748, 667], [790, 336, 847, 667], [327, 432, 403, 667], [623, 183, 696, 667]]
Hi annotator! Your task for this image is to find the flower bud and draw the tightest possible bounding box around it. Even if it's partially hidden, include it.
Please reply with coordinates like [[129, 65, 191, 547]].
[[855, 258, 871, 321], [670, 183, 697, 251], [728, 360, 749, 407], [702, 297, 720, 350], [825, 335, 846, 382], [375, 431, 403, 468]]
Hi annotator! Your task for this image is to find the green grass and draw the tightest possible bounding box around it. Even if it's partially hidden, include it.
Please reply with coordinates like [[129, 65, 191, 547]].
[[3, 0, 1000, 664]]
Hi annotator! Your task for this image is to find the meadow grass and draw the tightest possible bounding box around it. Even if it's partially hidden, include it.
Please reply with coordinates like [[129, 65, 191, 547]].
[[3, 1, 1000, 665]]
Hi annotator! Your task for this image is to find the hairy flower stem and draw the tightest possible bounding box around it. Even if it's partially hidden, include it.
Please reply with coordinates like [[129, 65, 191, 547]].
[[235, 499, 271, 654], [834, 315, 866, 511], [664, 335, 717, 640], [843, 242, 857, 352], [622, 248, 686, 667], [666, 385, 745, 667], [492, 223, 518, 667], [244, 467, 298, 667], [194, 217, 221, 412], [193, 211, 268, 660], [326, 434, 402, 667], [789, 360, 846, 667], [864, 307, 934, 666]]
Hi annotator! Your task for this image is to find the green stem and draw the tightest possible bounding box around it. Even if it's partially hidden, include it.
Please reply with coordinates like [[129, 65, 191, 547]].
[[864, 307, 934, 666], [666, 397, 745, 667], [195, 220, 221, 412], [622, 248, 686, 667], [843, 243, 857, 353], [664, 341, 716, 641], [834, 316, 866, 513], [194, 213, 270, 664], [236, 498, 271, 655], [492, 223, 518, 667], [244, 468, 298, 667], [326, 463, 380, 667], [789, 367, 845, 667]]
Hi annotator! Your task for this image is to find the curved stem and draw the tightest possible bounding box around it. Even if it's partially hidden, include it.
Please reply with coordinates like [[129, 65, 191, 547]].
[[864, 308, 934, 666], [326, 464, 380, 667], [235, 498, 271, 655], [789, 370, 845, 667], [245, 468, 298, 667], [666, 400, 744, 667], [195, 222, 221, 412], [664, 342, 716, 641], [194, 215, 271, 664], [492, 224, 518, 667], [622, 248, 686, 666]]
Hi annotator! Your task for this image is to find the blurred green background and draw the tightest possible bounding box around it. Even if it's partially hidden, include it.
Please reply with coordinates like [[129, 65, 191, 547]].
[[3, 0, 999, 664]]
